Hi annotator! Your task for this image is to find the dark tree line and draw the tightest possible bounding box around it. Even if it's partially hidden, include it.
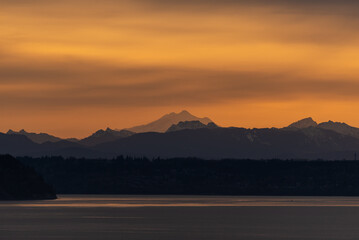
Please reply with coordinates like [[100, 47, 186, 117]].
[[0, 155, 56, 200], [18, 156, 359, 196]]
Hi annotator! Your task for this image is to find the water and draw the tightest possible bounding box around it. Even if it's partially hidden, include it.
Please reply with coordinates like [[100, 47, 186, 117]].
[[1, 195, 359, 239]]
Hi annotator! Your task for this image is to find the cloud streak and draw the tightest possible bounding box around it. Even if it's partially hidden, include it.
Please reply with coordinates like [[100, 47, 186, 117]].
[[0, 57, 359, 110], [2, 0, 359, 136]]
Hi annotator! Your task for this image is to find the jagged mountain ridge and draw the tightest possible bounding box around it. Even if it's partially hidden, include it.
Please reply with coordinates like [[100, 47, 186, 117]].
[[0, 126, 359, 159], [167, 121, 218, 132], [7, 129, 63, 144], [3, 110, 212, 145], [0, 132, 103, 158], [287, 117, 318, 129], [125, 110, 213, 133], [94, 127, 359, 159], [2, 114, 359, 159], [317, 121, 359, 139], [285, 117, 359, 139], [7, 129, 78, 144], [79, 128, 134, 146]]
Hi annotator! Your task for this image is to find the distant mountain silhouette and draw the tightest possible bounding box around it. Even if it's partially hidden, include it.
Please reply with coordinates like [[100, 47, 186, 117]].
[[287, 117, 318, 129], [125, 110, 212, 133], [80, 128, 134, 146], [7, 129, 62, 144], [0, 132, 103, 158], [317, 121, 359, 139], [0, 154, 56, 200], [286, 118, 359, 139], [3, 115, 359, 160], [7, 129, 78, 144], [94, 127, 359, 159], [167, 121, 218, 132], [0, 133, 41, 155]]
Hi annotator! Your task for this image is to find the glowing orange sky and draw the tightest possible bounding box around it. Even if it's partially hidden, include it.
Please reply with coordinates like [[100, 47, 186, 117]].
[[2, 0, 359, 138]]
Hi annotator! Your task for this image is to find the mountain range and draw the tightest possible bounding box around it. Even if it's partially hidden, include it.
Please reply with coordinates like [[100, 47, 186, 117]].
[[125, 110, 213, 133], [286, 117, 359, 139], [166, 121, 218, 132], [7, 129, 78, 144], [2, 111, 359, 159]]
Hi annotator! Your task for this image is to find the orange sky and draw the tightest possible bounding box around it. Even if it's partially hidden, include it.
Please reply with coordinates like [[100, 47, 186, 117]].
[[2, 0, 359, 138]]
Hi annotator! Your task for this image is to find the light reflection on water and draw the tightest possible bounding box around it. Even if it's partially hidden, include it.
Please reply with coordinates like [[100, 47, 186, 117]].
[[2, 195, 359, 207], [2, 195, 359, 239]]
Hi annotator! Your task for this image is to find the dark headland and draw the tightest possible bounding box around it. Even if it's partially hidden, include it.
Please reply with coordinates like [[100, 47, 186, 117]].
[[0, 155, 56, 200]]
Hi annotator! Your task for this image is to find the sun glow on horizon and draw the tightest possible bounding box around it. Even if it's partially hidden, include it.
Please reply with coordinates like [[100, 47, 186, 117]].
[[2, 0, 359, 138]]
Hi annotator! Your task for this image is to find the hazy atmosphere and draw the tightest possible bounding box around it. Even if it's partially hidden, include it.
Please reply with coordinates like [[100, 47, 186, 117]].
[[2, 0, 359, 137], [3, 2, 359, 240]]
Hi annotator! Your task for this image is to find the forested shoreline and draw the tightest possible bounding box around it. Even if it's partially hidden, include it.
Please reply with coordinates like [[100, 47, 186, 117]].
[[0, 155, 56, 200], [18, 156, 359, 196]]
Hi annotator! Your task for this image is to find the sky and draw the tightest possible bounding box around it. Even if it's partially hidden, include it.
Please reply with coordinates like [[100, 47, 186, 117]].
[[2, 0, 359, 138]]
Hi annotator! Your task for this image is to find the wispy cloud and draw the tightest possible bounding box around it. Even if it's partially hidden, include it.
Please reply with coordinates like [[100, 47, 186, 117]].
[[1, 56, 359, 110], [1, 0, 359, 136]]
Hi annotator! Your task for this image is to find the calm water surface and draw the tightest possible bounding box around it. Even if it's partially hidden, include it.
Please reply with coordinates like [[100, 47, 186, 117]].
[[1, 195, 359, 239]]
